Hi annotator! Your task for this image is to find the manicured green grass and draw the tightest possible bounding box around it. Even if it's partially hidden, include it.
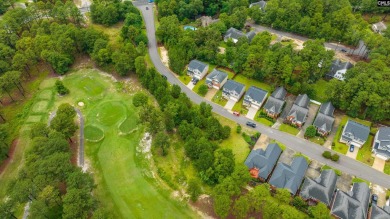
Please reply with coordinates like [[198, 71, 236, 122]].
[[94, 101, 127, 126], [254, 110, 275, 127], [84, 125, 105, 142], [25, 115, 43, 123], [232, 98, 248, 115], [269, 140, 286, 151], [308, 136, 326, 145], [294, 152, 310, 163], [321, 165, 342, 176], [214, 114, 252, 164], [351, 177, 370, 185], [356, 135, 374, 166], [32, 100, 49, 113], [38, 89, 53, 100], [234, 74, 271, 92], [279, 124, 300, 135], [385, 162, 390, 175], [119, 117, 138, 134], [179, 75, 191, 85], [311, 79, 329, 102], [212, 90, 228, 106]]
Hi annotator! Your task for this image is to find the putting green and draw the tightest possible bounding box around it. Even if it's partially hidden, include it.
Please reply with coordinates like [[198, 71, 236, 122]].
[[76, 76, 105, 96], [95, 101, 127, 126], [32, 101, 48, 113], [119, 117, 138, 134], [85, 125, 105, 142]]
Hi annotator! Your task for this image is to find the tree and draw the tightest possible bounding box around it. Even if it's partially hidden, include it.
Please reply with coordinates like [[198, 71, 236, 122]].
[[213, 149, 235, 182], [213, 194, 231, 219], [331, 153, 340, 162], [197, 84, 208, 96], [308, 203, 331, 219], [133, 92, 148, 107], [57, 103, 76, 118], [50, 113, 77, 140], [304, 125, 317, 138], [135, 56, 146, 75], [156, 15, 182, 47], [62, 188, 96, 219], [30, 122, 49, 139], [231, 163, 251, 187], [263, 198, 282, 219], [274, 188, 292, 205], [55, 80, 69, 95], [187, 179, 202, 202], [170, 84, 181, 98], [0, 200, 17, 219], [153, 131, 170, 156], [233, 196, 249, 219]]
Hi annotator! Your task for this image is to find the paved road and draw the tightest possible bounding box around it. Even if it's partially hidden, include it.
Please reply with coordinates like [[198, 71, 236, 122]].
[[247, 22, 368, 57], [135, 2, 390, 188]]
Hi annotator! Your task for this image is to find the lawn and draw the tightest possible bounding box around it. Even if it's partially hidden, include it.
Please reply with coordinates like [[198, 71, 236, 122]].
[[311, 79, 329, 102], [356, 135, 375, 166], [279, 124, 300, 135], [85, 125, 105, 142], [269, 139, 287, 151], [61, 70, 197, 218], [308, 136, 326, 145], [232, 98, 248, 115], [254, 110, 275, 127], [321, 165, 342, 176], [212, 90, 228, 106], [332, 115, 372, 155], [214, 114, 253, 164], [179, 75, 192, 85], [351, 177, 370, 185], [385, 162, 390, 175], [234, 74, 272, 92]]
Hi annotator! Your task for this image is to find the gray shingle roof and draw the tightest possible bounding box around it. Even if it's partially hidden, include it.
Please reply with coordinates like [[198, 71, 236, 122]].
[[206, 69, 228, 83], [244, 86, 268, 104], [331, 183, 370, 219], [223, 80, 245, 94], [300, 169, 337, 206], [313, 102, 335, 133], [188, 60, 207, 73], [264, 87, 286, 114], [224, 27, 256, 42], [287, 94, 310, 123], [268, 156, 308, 195], [374, 127, 390, 157], [327, 59, 354, 78], [342, 120, 370, 143], [244, 143, 282, 180], [370, 204, 390, 219]]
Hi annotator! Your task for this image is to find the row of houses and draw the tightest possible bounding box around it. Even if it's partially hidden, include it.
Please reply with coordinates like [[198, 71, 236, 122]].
[[245, 143, 390, 219]]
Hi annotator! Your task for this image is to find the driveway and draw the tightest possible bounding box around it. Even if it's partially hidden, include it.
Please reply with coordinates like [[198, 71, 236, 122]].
[[253, 134, 269, 150], [305, 160, 322, 179], [204, 89, 218, 101], [324, 111, 343, 149], [279, 95, 296, 120], [297, 103, 320, 138], [372, 184, 387, 207], [246, 107, 258, 120], [346, 147, 359, 159], [224, 99, 236, 110], [186, 82, 195, 90], [136, 1, 390, 188], [372, 156, 386, 172], [278, 148, 295, 165]]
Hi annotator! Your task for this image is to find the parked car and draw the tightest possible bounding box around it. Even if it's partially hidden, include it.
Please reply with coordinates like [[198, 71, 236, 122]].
[[341, 48, 347, 53], [146, 7, 149, 10], [372, 194, 378, 205], [233, 111, 240, 116], [192, 78, 199, 85], [246, 121, 256, 128], [349, 145, 354, 152]]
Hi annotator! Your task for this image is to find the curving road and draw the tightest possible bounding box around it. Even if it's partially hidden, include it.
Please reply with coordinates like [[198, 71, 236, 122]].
[[134, 2, 390, 188]]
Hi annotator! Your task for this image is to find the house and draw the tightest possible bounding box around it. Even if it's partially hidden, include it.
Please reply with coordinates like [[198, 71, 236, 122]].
[[187, 60, 209, 80], [372, 21, 387, 34], [224, 27, 256, 43], [340, 120, 370, 148], [330, 183, 370, 219], [326, 59, 354, 81], [268, 156, 309, 195], [313, 102, 335, 136], [285, 94, 310, 127], [244, 143, 282, 181], [249, 0, 267, 11], [263, 86, 287, 119], [243, 86, 268, 110], [299, 169, 337, 206], [222, 80, 245, 102], [370, 205, 390, 219], [206, 69, 228, 89], [372, 127, 390, 161]]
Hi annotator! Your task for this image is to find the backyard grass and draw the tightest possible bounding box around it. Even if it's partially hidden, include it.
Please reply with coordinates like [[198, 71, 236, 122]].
[[234, 74, 272, 92], [60, 70, 197, 218], [321, 165, 342, 176], [356, 135, 375, 166], [279, 124, 300, 135], [214, 114, 253, 163], [308, 136, 326, 145], [351, 177, 370, 185], [212, 90, 228, 106], [332, 115, 372, 155], [311, 79, 329, 102]]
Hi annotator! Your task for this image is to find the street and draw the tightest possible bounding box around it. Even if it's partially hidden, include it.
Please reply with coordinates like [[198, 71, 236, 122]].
[[134, 2, 390, 188]]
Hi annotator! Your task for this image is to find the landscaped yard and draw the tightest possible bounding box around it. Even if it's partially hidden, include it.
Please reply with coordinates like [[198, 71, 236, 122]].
[[279, 124, 300, 135], [232, 98, 248, 115], [179, 74, 192, 85], [311, 79, 329, 102], [356, 135, 375, 166], [234, 74, 272, 92], [321, 165, 342, 176], [384, 162, 390, 175], [351, 177, 370, 185], [254, 110, 275, 127], [308, 136, 326, 145], [269, 139, 287, 151], [212, 90, 228, 106]]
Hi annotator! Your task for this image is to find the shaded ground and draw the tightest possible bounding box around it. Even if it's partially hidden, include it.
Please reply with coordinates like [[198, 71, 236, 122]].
[[0, 139, 18, 175]]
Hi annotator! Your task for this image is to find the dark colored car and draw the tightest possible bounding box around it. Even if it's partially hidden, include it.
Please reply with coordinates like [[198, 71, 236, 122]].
[[146, 7, 149, 10], [372, 194, 378, 205], [341, 48, 347, 53], [192, 78, 199, 85], [349, 145, 354, 152], [246, 121, 256, 128]]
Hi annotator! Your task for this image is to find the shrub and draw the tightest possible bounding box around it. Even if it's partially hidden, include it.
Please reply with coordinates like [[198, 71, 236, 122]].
[[331, 142, 335, 146], [304, 125, 316, 138], [253, 132, 261, 139], [322, 151, 331, 159], [236, 125, 242, 134], [55, 80, 69, 95], [197, 84, 209, 96], [331, 153, 340, 162], [187, 179, 202, 202]]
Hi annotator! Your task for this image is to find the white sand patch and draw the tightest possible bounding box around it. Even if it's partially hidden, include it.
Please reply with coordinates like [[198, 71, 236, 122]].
[[82, 158, 91, 173], [218, 47, 226, 54], [137, 132, 152, 159], [159, 47, 169, 68], [78, 102, 85, 107]]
